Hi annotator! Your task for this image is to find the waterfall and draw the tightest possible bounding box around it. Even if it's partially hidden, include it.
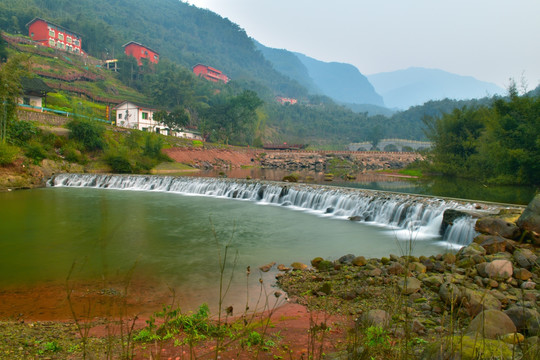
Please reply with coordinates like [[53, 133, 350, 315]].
[[48, 174, 490, 246]]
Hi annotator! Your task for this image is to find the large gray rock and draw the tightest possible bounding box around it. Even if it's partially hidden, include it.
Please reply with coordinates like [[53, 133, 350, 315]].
[[516, 194, 540, 234], [439, 282, 463, 306], [513, 248, 537, 269], [466, 309, 517, 339], [504, 306, 540, 336], [364, 309, 390, 327], [485, 259, 513, 281], [475, 217, 521, 239], [398, 277, 422, 295], [461, 288, 502, 317], [458, 242, 487, 258]]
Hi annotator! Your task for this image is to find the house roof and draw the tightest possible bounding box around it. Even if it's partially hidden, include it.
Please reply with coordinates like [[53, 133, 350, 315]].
[[25, 17, 83, 38], [20, 77, 53, 97], [113, 100, 161, 112], [122, 41, 159, 55]]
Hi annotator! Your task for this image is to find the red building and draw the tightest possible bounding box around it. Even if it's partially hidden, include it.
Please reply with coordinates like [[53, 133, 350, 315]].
[[276, 96, 297, 105], [26, 17, 84, 55], [192, 64, 229, 84], [123, 41, 159, 66]]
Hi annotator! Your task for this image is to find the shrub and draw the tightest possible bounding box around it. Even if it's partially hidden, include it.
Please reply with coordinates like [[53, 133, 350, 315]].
[[105, 153, 133, 173], [61, 143, 85, 163], [25, 141, 48, 164], [192, 140, 203, 148], [66, 118, 105, 151], [0, 142, 19, 165], [7, 120, 39, 145], [143, 133, 163, 158]]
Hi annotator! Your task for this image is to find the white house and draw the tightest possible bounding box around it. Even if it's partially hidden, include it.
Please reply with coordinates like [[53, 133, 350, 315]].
[[113, 101, 202, 140]]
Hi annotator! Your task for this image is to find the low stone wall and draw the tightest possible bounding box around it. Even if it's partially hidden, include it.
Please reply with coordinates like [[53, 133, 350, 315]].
[[17, 109, 70, 126]]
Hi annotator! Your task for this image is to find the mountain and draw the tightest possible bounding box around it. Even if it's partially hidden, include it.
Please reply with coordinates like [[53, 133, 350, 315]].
[[367, 67, 505, 110], [254, 42, 384, 107], [294, 53, 384, 106]]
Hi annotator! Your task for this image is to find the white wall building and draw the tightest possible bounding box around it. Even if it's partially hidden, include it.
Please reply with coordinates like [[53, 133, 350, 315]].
[[113, 101, 202, 140]]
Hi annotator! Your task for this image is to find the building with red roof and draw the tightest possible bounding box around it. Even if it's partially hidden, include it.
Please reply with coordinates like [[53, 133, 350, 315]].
[[123, 41, 159, 66], [192, 64, 229, 84], [26, 17, 84, 55]]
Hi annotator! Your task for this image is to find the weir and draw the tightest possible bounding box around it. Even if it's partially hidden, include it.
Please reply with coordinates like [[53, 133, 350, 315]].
[[48, 174, 499, 246]]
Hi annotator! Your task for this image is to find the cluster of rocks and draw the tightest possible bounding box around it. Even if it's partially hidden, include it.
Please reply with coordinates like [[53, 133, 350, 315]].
[[276, 195, 540, 359], [260, 153, 326, 171], [259, 152, 421, 172]]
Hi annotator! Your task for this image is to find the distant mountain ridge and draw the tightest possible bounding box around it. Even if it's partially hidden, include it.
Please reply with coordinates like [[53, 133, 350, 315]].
[[368, 67, 505, 110], [255, 42, 383, 107]]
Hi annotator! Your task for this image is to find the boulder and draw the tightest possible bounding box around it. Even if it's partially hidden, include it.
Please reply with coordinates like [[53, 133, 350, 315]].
[[291, 262, 308, 271], [352, 256, 367, 267], [338, 254, 355, 265], [422, 275, 444, 289], [397, 277, 422, 295], [461, 288, 502, 317], [466, 309, 516, 339], [458, 242, 486, 258], [475, 217, 521, 239], [311, 257, 324, 267], [387, 261, 404, 275], [504, 305, 540, 336], [473, 235, 517, 255], [439, 282, 463, 306], [516, 194, 540, 234], [364, 309, 390, 327], [259, 262, 276, 272], [485, 259, 513, 281], [513, 248, 537, 269], [422, 335, 512, 360], [514, 268, 533, 281]]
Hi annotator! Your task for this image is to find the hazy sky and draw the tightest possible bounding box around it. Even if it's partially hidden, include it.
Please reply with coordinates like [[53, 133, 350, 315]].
[[186, 0, 540, 89]]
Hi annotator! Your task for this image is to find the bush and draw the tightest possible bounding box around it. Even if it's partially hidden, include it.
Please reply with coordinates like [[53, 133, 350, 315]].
[[66, 118, 105, 151], [105, 153, 133, 173], [25, 141, 48, 164], [192, 140, 203, 148], [0, 142, 19, 165], [143, 133, 163, 158], [7, 120, 39, 146], [61, 143, 85, 163]]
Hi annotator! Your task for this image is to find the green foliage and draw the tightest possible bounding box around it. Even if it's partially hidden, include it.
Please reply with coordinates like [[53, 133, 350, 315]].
[[0, 142, 19, 165], [61, 142, 85, 163], [202, 90, 263, 145], [192, 140, 203, 148], [7, 120, 40, 146], [242, 331, 263, 347], [142, 133, 163, 159], [364, 326, 390, 348], [24, 140, 48, 163], [0, 32, 7, 62], [66, 118, 105, 151], [104, 153, 133, 174], [424, 91, 540, 185]]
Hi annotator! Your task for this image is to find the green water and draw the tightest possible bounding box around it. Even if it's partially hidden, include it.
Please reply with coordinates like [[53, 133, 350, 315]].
[[0, 187, 453, 310]]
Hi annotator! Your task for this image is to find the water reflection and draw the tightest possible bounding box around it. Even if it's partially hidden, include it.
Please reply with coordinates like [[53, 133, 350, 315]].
[[179, 168, 536, 205]]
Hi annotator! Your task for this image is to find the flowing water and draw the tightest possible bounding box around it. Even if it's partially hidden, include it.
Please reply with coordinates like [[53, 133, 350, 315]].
[[0, 174, 520, 315]]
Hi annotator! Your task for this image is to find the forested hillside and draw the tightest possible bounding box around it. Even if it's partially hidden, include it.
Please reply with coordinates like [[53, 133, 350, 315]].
[[1, 0, 518, 148], [0, 0, 307, 99]]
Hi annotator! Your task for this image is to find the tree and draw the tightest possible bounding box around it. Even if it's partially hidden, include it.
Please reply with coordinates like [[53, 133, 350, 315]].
[[153, 107, 189, 133], [0, 33, 8, 63], [0, 54, 29, 144], [201, 90, 262, 145]]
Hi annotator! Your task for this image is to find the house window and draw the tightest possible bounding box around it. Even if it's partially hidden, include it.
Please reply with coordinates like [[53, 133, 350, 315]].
[[154, 55, 158, 60], [141, 112, 148, 120], [118, 113, 123, 119], [142, 127, 148, 132], [31, 32, 34, 38], [155, 128, 160, 134], [49, 29, 55, 37], [58, 33, 64, 41], [67, 36, 72, 44], [49, 39, 55, 47], [23, 97, 30, 105], [74, 39, 80, 46]]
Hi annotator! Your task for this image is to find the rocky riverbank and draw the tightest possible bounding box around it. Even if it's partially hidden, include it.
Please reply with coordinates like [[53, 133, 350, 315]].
[[275, 194, 540, 359]]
